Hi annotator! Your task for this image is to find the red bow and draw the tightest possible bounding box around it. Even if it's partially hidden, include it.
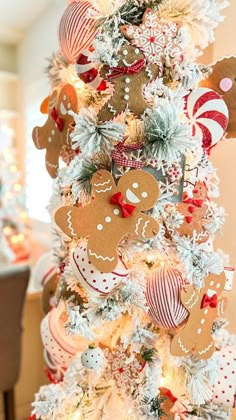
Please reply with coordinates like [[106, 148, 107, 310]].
[[51, 107, 64, 132], [110, 192, 136, 218], [201, 293, 218, 309], [161, 387, 178, 403], [107, 59, 145, 79], [183, 197, 204, 208]]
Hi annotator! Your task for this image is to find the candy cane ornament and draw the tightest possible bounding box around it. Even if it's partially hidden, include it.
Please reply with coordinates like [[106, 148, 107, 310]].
[[185, 87, 229, 150], [76, 49, 107, 91]]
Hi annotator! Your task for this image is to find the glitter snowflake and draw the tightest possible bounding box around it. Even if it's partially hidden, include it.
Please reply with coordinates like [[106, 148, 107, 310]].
[[103, 342, 145, 396], [120, 9, 183, 68]]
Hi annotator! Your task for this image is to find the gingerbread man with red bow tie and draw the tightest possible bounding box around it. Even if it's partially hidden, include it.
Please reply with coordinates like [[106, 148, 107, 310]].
[[175, 182, 209, 242], [32, 84, 78, 178], [55, 169, 160, 273], [171, 272, 227, 360]]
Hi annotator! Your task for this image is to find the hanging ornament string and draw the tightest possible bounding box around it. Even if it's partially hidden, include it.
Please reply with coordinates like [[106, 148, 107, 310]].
[[111, 140, 144, 169], [107, 59, 145, 79], [51, 107, 64, 132]]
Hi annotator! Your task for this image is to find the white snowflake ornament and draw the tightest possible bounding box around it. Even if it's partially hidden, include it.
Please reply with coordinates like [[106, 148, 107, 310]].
[[120, 8, 184, 71], [81, 345, 105, 370]]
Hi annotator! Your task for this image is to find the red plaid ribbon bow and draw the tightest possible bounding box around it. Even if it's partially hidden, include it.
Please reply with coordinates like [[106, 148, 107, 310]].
[[110, 192, 136, 218], [51, 107, 64, 132], [201, 293, 218, 309], [107, 58, 145, 79], [111, 140, 144, 169]]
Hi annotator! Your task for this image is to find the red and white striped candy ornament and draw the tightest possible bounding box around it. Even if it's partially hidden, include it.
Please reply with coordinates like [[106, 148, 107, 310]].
[[76, 49, 107, 91], [58, 1, 98, 64], [212, 346, 236, 408], [146, 266, 188, 330], [185, 87, 229, 150], [41, 301, 88, 372], [71, 241, 128, 295]]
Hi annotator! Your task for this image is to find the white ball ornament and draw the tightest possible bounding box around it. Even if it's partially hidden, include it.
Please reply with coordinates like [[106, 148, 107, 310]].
[[81, 345, 105, 370]]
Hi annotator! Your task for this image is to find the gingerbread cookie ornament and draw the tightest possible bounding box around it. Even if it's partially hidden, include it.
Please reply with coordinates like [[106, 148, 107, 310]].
[[200, 57, 236, 139], [98, 45, 159, 121], [32, 84, 78, 178], [171, 272, 227, 359], [175, 182, 208, 242], [55, 169, 160, 272]]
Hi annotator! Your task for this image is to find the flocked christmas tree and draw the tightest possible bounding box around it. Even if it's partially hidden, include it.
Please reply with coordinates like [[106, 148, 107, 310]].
[[31, 0, 236, 418], [0, 118, 30, 264]]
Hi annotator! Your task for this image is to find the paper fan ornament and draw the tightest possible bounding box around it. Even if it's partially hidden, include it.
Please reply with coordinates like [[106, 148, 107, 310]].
[[185, 87, 229, 150], [59, 1, 98, 64]]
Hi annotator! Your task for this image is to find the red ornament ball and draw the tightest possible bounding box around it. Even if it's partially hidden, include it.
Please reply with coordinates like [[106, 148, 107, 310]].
[[146, 265, 188, 330], [58, 1, 97, 64]]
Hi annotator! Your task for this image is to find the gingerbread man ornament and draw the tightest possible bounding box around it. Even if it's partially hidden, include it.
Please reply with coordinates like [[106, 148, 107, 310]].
[[32, 84, 78, 178], [171, 272, 227, 360], [98, 45, 159, 121], [176, 182, 208, 242], [55, 169, 160, 272]]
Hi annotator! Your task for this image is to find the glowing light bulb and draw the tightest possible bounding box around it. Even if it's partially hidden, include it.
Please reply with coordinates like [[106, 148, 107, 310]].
[[14, 183, 22, 192], [160, 376, 165, 386], [5, 192, 13, 200], [11, 235, 19, 244], [3, 226, 12, 235], [10, 164, 17, 173]]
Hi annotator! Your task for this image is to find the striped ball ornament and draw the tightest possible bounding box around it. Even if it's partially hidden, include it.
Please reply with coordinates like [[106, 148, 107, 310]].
[[146, 266, 188, 330], [185, 87, 229, 150], [58, 1, 97, 63]]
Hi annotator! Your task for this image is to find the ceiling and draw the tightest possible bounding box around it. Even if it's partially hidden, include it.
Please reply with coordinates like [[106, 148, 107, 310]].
[[0, 0, 55, 44]]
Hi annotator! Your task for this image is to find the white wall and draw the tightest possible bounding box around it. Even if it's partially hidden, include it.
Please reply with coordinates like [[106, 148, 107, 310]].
[[17, 0, 67, 222]]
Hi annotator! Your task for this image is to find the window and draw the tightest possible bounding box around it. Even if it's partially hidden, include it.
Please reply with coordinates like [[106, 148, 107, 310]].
[[25, 79, 52, 222]]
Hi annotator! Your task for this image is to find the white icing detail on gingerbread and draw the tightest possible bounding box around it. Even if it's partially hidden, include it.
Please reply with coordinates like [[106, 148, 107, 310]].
[[145, 66, 153, 80], [48, 137, 52, 143], [124, 95, 129, 100], [105, 217, 111, 223], [95, 186, 112, 193], [35, 128, 40, 149], [113, 209, 120, 216], [133, 183, 139, 189], [123, 49, 128, 56], [201, 318, 205, 325], [97, 224, 103, 231], [68, 102, 71, 109], [207, 288, 216, 297], [126, 189, 140, 204], [46, 160, 58, 169], [125, 87, 130, 93], [142, 220, 150, 238], [188, 294, 199, 309], [197, 328, 202, 335], [66, 128, 70, 145], [107, 103, 116, 115], [67, 210, 77, 237], [198, 341, 214, 356], [142, 191, 148, 198], [204, 308, 208, 315], [185, 291, 199, 308], [60, 102, 67, 115], [94, 179, 111, 187], [52, 130, 55, 135], [63, 95, 67, 101], [177, 337, 189, 354], [88, 249, 115, 262], [135, 218, 142, 235], [125, 78, 130, 83], [216, 283, 220, 289]]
